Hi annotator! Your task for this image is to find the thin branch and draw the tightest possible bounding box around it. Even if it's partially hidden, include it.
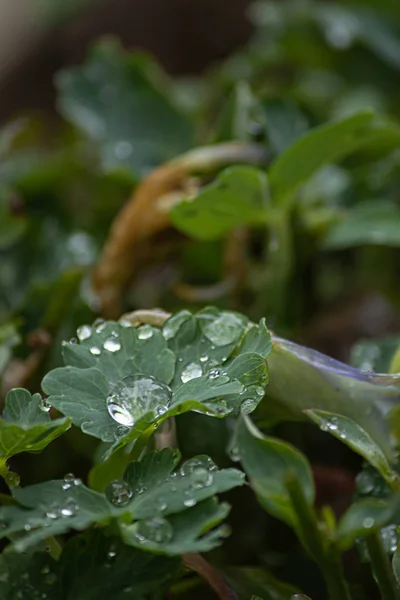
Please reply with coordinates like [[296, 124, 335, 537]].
[[182, 553, 238, 600]]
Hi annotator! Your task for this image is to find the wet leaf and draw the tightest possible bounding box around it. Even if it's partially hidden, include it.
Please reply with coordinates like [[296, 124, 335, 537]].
[[42, 310, 272, 454], [305, 410, 398, 486], [0, 529, 180, 600], [0, 449, 244, 553], [338, 495, 400, 549], [225, 566, 301, 600]]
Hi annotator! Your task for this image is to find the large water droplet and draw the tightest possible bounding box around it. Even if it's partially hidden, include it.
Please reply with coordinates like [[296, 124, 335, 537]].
[[5, 471, 20, 488], [135, 516, 173, 544], [77, 325, 92, 341], [106, 374, 172, 427], [39, 398, 51, 413], [138, 325, 153, 340], [162, 311, 191, 340], [106, 479, 133, 507], [181, 456, 216, 488], [103, 338, 121, 352], [201, 312, 245, 346], [90, 346, 101, 356], [181, 362, 202, 383]]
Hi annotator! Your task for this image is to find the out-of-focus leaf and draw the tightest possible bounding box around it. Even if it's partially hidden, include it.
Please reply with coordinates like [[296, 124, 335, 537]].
[[0, 449, 243, 553], [322, 201, 400, 249], [305, 410, 398, 486], [0, 529, 180, 600], [0, 388, 71, 461], [170, 166, 270, 241], [235, 415, 315, 527], [351, 336, 400, 373], [0, 322, 20, 375], [225, 566, 301, 600], [338, 495, 400, 549], [56, 41, 194, 176], [0, 188, 28, 250], [393, 547, 400, 586], [268, 110, 375, 201], [263, 99, 309, 155], [213, 81, 265, 143]]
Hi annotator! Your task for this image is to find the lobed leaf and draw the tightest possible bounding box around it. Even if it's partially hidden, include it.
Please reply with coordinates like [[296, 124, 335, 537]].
[[0, 389, 71, 461]]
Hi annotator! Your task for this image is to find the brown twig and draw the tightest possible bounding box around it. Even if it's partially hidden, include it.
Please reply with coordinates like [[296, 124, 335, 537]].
[[93, 142, 268, 318], [182, 553, 238, 600]]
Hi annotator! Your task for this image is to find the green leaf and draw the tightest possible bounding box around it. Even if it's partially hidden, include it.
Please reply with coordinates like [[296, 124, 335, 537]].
[[56, 41, 194, 176], [268, 110, 375, 202], [305, 410, 398, 486], [42, 310, 272, 453], [338, 495, 400, 550], [121, 497, 230, 554], [235, 415, 315, 527], [224, 566, 301, 600], [237, 319, 273, 356], [0, 529, 180, 600], [213, 81, 265, 143], [266, 337, 398, 462], [322, 201, 400, 249], [0, 389, 71, 461], [170, 166, 270, 241], [0, 449, 244, 552]]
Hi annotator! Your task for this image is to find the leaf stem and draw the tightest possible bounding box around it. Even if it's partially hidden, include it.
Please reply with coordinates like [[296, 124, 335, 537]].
[[286, 473, 351, 600], [44, 536, 62, 561], [365, 532, 400, 600]]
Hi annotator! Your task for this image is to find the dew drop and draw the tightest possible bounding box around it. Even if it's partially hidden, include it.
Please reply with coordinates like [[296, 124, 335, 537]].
[[114, 425, 130, 439], [181, 456, 216, 488], [240, 398, 258, 414], [5, 471, 20, 488], [229, 446, 241, 462], [183, 493, 197, 507], [90, 346, 101, 355], [138, 325, 154, 340], [363, 517, 375, 529], [94, 318, 106, 333], [156, 496, 168, 511], [200, 355, 208, 362], [62, 473, 75, 491], [106, 479, 133, 507], [356, 471, 375, 495], [327, 418, 338, 431], [103, 337, 121, 352], [77, 325, 92, 341], [135, 516, 173, 544], [40, 398, 51, 413], [114, 140, 133, 160], [207, 368, 220, 380], [106, 374, 172, 427], [181, 362, 202, 383], [200, 312, 245, 346]]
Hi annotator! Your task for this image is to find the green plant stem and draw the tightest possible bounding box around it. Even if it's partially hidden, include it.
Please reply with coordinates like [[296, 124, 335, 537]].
[[365, 532, 400, 600], [286, 473, 351, 600]]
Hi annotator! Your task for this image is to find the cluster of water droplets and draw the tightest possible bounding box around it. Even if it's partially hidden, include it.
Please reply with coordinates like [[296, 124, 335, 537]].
[[75, 319, 123, 356], [319, 416, 347, 440], [0, 564, 57, 599], [106, 374, 172, 427]]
